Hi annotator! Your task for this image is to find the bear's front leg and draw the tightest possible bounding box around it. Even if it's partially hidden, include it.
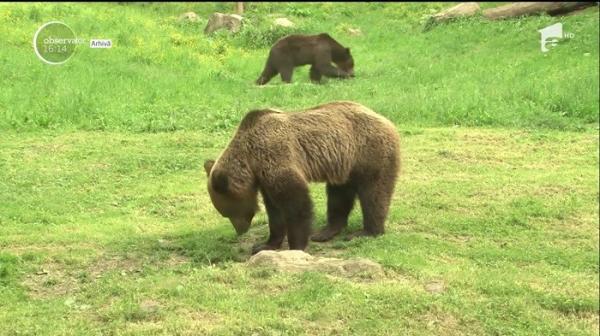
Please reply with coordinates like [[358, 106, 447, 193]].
[[315, 62, 351, 79], [263, 172, 314, 251], [251, 192, 286, 255]]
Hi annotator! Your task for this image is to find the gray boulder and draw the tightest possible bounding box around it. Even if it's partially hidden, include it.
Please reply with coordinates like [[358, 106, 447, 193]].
[[204, 12, 243, 35]]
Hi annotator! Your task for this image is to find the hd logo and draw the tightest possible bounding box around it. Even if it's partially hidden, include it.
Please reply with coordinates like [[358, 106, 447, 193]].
[[538, 23, 574, 53]]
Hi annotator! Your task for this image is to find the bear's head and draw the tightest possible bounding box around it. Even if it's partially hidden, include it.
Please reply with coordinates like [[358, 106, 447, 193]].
[[334, 47, 355, 77], [204, 159, 258, 235]]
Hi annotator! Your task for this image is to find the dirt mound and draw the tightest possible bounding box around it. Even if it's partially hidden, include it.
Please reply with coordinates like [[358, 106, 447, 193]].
[[247, 250, 384, 279]]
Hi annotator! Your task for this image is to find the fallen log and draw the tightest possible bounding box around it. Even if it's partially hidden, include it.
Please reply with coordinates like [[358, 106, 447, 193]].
[[424, 2, 597, 31], [482, 2, 596, 20]]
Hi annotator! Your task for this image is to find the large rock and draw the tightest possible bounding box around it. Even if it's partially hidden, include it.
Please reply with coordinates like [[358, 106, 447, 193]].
[[247, 250, 384, 279], [204, 12, 243, 35], [430, 2, 481, 22]]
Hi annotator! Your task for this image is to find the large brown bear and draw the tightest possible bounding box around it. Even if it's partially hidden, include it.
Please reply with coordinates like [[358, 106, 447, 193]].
[[255, 33, 355, 85], [203, 101, 400, 254]]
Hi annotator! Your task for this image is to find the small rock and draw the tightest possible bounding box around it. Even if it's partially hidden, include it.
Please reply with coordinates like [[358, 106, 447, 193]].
[[36, 270, 48, 275], [274, 18, 294, 28], [204, 12, 243, 35], [178, 11, 199, 23]]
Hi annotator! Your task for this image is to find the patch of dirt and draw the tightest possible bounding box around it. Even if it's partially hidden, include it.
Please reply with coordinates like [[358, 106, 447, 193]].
[[177, 308, 225, 334], [421, 309, 460, 334], [308, 245, 349, 259], [87, 255, 146, 279], [579, 312, 600, 335], [247, 250, 384, 280], [86, 162, 111, 170], [433, 254, 463, 265], [447, 235, 472, 245], [123, 321, 164, 334], [22, 254, 189, 299], [301, 319, 348, 336], [4, 243, 100, 255], [22, 262, 80, 299], [99, 254, 187, 275], [418, 306, 484, 336], [139, 299, 162, 314], [424, 280, 447, 294]]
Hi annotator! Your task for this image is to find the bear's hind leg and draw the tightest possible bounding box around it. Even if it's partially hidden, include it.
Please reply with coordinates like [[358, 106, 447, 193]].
[[309, 65, 323, 83], [279, 65, 294, 84], [312, 183, 356, 242], [251, 193, 286, 255], [349, 172, 396, 240]]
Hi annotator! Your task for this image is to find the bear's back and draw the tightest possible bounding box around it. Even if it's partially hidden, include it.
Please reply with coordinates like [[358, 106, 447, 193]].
[[289, 101, 400, 183], [229, 101, 399, 184], [291, 101, 397, 139]]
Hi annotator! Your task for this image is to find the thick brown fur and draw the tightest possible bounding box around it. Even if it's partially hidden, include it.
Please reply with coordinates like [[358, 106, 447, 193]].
[[204, 101, 401, 254], [256, 33, 355, 85]]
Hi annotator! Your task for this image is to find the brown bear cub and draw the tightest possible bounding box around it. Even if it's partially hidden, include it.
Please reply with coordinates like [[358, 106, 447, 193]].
[[204, 101, 400, 255], [256, 33, 355, 85]]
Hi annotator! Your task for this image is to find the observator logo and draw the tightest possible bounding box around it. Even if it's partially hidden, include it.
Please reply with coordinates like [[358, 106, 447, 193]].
[[33, 21, 85, 65], [33, 21, 112, 64]]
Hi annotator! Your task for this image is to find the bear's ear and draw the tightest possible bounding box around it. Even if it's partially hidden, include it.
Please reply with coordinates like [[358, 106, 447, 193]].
[[345, 47, 351, 55], [211, 171, 229, 194], [204, 160, 215, 176]]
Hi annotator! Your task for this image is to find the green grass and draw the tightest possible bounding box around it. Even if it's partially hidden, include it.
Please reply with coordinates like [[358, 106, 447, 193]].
[[0, 2, 598, 335], [0, 2, 598, 132]]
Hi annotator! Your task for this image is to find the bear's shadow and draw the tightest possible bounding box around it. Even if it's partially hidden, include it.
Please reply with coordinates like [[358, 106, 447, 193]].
[[105, 217, 365, 266]]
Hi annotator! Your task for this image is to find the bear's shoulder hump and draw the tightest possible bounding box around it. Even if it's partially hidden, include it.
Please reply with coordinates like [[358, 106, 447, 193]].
[[318, 33, 332, 39], [239, 109, 282, 130]]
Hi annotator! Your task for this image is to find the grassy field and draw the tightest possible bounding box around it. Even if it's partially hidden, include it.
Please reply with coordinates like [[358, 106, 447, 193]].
[[0, 2, 599, 335]]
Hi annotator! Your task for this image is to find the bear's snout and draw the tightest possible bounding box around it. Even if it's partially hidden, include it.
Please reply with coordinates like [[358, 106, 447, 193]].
[[230, 217, 251, 235]]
